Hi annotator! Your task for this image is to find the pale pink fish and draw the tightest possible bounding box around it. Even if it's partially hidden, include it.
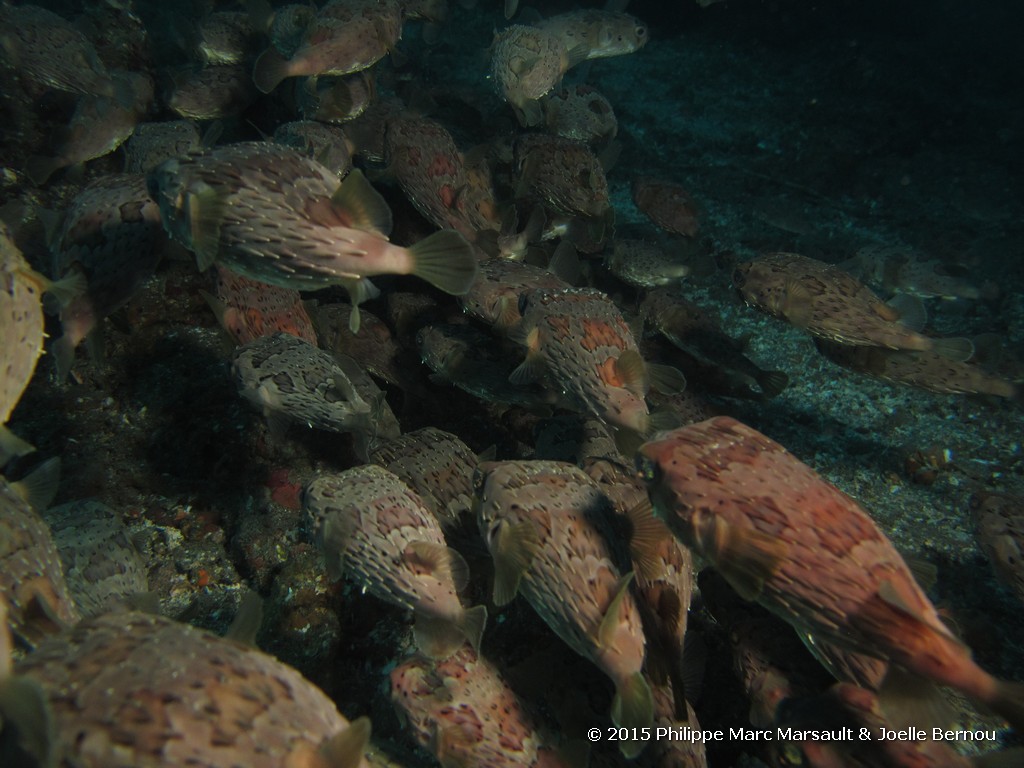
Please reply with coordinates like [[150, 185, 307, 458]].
[[391, 645, 561, 767], [972, 492, 1024, 605], [459, 256, 569, 330], [253, 0, 403, 94], [11, 611, 372, 767], [534, 9, 649, 61], [148, 142, 476, 333], [304, 464, 487, 659], [638, 416, 1024, 731], [475, 459, 653, 758], [490, 24, 583, 126]]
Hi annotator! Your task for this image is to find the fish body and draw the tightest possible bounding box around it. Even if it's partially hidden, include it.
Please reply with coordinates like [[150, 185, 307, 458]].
[[391, 646, 553, 767], [195, 11, 259, 65], [641, 288, 788, 400], [50, 173, 167, 380], [369, 426, 479, 528], [512, 287, 651, 435], [608, 239, 690, 289], [632, 177, 700, 238], [815, 339, 1016, 398], [269, 4, 318, 58], [166, 63, 259, 119], [534, 9, 649, 61], [637, 416, 1024, 728], [418, 322, 556, 409], [0, 4, 117, 99], [206, 266, 318, 346], [648, 682, 708, 768], [972, 492, 1024, 605], [734, 251, 937, 351], [542, 84, 617, 147], [459, 257, 569, 330], [232, 331, 375, 443], [148, 142, 476, 323], [474, 459, 653, 755], [384, 116, 481, 239], [490, 25, 576, 126], [15, 611, 372, 767], [253, 0, 403, 93], [273, 120, 354, 178], [0, 475, 80, 648], [842, 245, 982, 301], [332, 350, 403, 458], [43, 499, 149, 618], [26, 72, 154, 185], [1, 225, 47, 453], [304, 464, 486, 658], [123, 120, 202, 174], [515, 133, 611, 222], [296, 71, 376, 124]]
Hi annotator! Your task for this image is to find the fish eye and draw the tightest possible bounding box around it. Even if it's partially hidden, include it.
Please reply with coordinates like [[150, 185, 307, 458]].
[[517, 292, 530, 315], [635, 453, 661, 485], [636, 25, 647, 38]]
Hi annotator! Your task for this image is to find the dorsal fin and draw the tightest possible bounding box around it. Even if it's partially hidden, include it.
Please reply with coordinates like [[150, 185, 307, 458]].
[[328, 169, 393, 236]]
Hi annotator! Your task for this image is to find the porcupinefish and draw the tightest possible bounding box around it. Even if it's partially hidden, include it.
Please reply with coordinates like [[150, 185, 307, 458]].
[[475, 459, 653, 757], [971, 492, 1024, 605], [490, 25, 584, 127], [632, 177, 700, 238], [534, 9, 649, 61], [204, 266, 318, 347], [148, 142, 476, 333], [637, 416, 1024, 731], [304, 464, 487, 659]]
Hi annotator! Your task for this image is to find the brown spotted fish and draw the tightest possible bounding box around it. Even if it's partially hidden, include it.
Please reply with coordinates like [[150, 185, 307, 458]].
[[972, 492, 1024, 605], [815, 339, 1016, 398], [26, 71, 154, 185], [637, 416, 1024, 731], [459, 256, 569, 331], [43, 499, 150, 618], [417, 321, 556, 409], [273, 120, 354, 178], [391, 646, 559, 768], [194, 10, 260, 65], [166, 63, 259, 120], [123, 119, 202, 174], [515, 133, 612, 232], [841, 244, 984, 301], [148, 142, 476, 332], [0, 4, 120, 100], [384, 116, 494, 240], [641, 288, 788, 400], [49, 173, 167, 381], [296, 71, 377, 125], [490, 24, 584, 126], [304, 464, 487, 659], [203, 266, 318, 347], [253, 0, 403, 94], [734, 252, 971, 356], [632, 177, 700, 238], [0, 469, 80, 649], [511, 287, 684, 436], [10, 610, 373, 767], [1, 225, 52, 459], [267, 4, 318, 59], [475, 459, 654, 757], [607, 239, 690, 289], [232, 331, 376, 452], [542, 84, 618, 148], [369, 426, 480, 529], [534, 9, 649, 61]]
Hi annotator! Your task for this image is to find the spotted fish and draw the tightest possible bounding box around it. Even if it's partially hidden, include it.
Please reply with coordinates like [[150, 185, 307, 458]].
[[490, 25, 584, 127], [304, 465, 487, 659], [637, 416, 1024, 731], [474, 459, 654, 757], [534, 9, 649, 61], [733, 252, 971, 356], [148, 142, 476, 333], [10, 610, 373, 767], [972, 492, 1024, 606], [204, 266, 318, 347]]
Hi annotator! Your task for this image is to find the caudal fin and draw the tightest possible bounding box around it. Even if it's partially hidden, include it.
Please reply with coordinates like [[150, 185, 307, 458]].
[[610, 671, 654, 759], [252, 48, 291, 94], [409, 229, 478, 295]]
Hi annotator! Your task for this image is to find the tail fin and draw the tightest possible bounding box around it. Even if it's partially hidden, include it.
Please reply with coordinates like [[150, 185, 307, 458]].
[[252, 48, 291, 94], [457, 604, 487, 653], [409, 229, 477, 295], [757, 369, 789, 399], [610, 671, 654, 758]]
